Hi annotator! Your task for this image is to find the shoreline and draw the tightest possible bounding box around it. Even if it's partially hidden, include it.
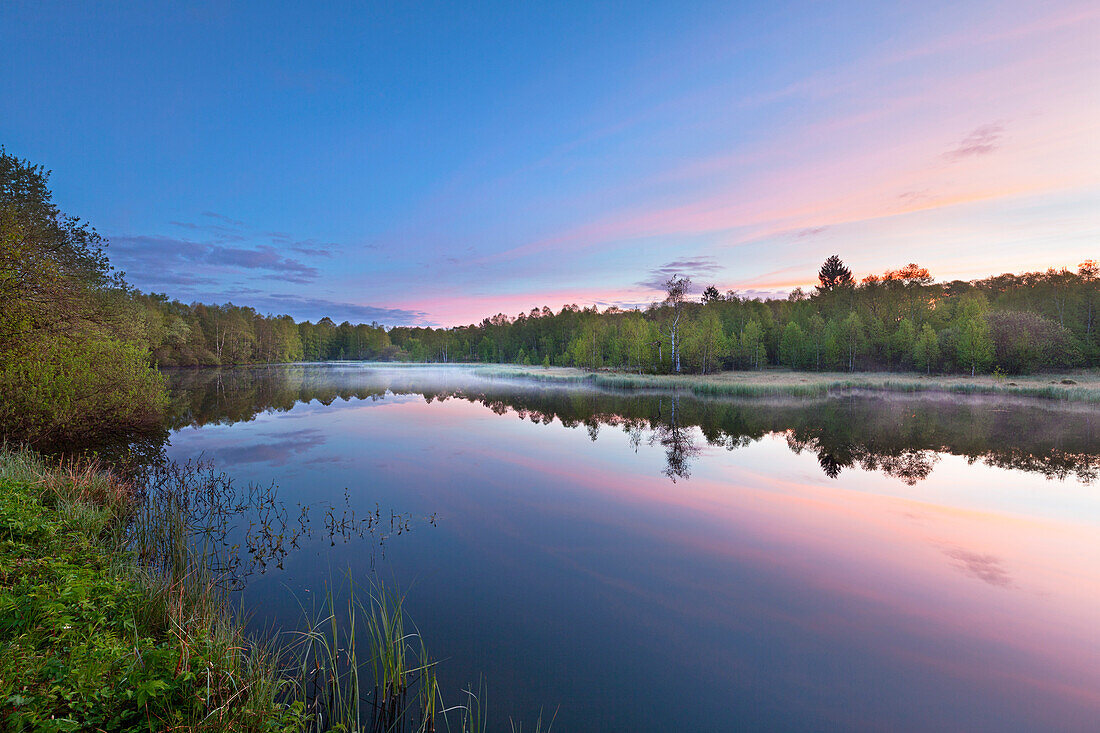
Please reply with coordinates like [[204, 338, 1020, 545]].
[[473, 365, 1100, 403], [159, 361, 1100, 403]]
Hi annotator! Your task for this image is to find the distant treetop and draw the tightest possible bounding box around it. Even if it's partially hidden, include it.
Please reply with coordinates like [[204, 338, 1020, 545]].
[[817, 255, 854, 293]]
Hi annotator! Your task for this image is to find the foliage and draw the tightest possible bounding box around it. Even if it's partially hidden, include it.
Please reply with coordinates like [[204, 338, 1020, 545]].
[[816, 254, 854, 293], [955, 316, 994, 376], [985, 311, 1076, 374], [0, 149, 167, 447], [779, 322, 809, 369], [0, 333, 166, 446], [912, 323, 940, 374]]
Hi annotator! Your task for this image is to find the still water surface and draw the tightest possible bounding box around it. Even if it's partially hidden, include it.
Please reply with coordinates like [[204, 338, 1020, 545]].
[[163, 364, 1100, 731]]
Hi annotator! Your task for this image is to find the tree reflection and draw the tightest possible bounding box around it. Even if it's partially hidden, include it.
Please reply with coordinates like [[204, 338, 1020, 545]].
[[162, 365, 1100, 486], [651, 397, 701, 481]]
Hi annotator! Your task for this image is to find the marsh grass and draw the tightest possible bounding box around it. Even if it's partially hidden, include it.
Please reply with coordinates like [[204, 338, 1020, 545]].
[[478, 366, 1100, 403], [510, 708, 559, 733], [288, 578, 510, 733]]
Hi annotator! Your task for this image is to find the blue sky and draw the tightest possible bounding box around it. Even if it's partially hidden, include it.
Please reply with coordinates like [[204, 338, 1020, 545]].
[[3, 1, 1097, 325]]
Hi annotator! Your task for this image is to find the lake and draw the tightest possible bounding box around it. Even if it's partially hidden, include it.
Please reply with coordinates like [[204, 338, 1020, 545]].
[[161, 363, 1100, 731]]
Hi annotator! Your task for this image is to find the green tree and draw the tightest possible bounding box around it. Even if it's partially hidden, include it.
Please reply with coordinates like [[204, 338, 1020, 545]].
[[891, 318, 916, 366], [912, 323, 940, 374], [839, 312, 867, 371], [779, 321, 809, 368], [0, 149, 166, 444], [740, 320, 766, 370], [620, 312, 652, 371], [694, 310, 726, 374], [956, 316, 994, 376], [807, 313, 826, 369], [817, 254, 854, 293]]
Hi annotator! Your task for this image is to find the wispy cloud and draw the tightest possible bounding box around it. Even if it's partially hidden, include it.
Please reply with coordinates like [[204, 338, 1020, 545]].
[[637, 257, 721, 291], [166, 215, 348, 258], [289, 245, 334, 258], [204, 428, 327, 466], [110, 235, 319, 285], [201, 211, 246, 227], [943, 547, 1014, 588], [943, 123, 1004, 161], [120, 270, 220, 288], [168, 220, 247, 243], [259, 294, 429, 325]]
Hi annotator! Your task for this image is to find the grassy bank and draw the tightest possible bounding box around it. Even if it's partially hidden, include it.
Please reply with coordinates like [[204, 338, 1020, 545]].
[[0, 447, 299, 732], [0, 447, 512, 733], [476, 366, 1100, 402]]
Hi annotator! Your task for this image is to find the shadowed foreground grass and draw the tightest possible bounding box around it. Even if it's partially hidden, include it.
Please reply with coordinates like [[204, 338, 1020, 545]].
[[0, 447, 548, 733], [477, 366, 1100, 402], [0, 447, 300, 732]]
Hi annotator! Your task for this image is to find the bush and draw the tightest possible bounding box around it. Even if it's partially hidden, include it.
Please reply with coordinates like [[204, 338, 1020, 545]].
[[0, 334, 167, 446], [986, 311, 1077, 373]]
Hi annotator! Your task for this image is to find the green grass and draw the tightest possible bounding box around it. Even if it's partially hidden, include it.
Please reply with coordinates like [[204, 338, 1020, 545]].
[[290, 580, 479, 733], [0, 447, 302, 732]]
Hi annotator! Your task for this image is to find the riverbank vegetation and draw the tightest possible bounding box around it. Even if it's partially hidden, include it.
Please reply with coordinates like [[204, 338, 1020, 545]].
[[475, 366, 1100, 403], [0, 446, 511, 732], [1, 150, 167, 447], [0, 447, 300, 731]]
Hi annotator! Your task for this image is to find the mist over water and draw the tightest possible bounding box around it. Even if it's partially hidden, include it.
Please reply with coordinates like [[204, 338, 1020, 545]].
[[162, 364, 1100, 731]]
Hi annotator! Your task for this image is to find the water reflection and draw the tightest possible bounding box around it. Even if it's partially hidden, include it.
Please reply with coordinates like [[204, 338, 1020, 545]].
[[158, 364, 1100, 731], [165, 364, 1099, 485]]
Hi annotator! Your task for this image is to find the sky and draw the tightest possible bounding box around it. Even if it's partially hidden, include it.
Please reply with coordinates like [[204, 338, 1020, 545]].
[[2, 1, 1097, 326]]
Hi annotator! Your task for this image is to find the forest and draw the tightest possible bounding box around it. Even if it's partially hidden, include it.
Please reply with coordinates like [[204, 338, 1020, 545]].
[[136, 258, 1098, 378], [2, 147, 1097, 445]]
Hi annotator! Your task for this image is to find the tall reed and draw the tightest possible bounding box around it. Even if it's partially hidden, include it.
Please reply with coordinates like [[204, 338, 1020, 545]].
[[289, 577, 494, 733]]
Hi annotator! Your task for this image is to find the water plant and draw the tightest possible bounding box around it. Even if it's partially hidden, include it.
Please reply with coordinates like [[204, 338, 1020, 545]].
[[0, 445, 551, 731]]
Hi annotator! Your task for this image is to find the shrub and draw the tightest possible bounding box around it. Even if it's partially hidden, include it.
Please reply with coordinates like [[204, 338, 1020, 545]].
[[986, 311, 1077, 373], [0, 333, 167, 446]]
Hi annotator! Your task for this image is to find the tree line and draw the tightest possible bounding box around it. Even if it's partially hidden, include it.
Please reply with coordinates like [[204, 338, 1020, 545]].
[[134, 256, 1098, 377], [387, 255, 1095, 375]]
